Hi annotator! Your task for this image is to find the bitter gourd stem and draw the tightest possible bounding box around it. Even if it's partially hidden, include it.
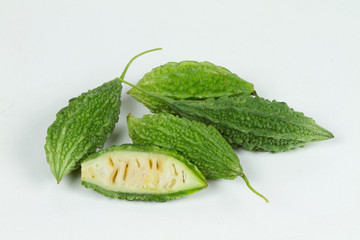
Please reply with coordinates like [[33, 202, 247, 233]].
[[119, 78, 176, 105], [239, 173, 269, 203], [252, 90, 259, 97], [119, 48, 162, 80]]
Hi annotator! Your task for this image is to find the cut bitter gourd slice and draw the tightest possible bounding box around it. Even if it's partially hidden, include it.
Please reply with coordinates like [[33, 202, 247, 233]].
[[81, 145, 207, 201]]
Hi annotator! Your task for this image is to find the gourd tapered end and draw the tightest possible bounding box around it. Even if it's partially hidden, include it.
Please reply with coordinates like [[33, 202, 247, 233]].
[[240, 173, 269, 203]]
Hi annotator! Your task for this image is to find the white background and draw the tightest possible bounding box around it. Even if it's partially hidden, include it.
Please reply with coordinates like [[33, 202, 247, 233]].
[[1, 0, 359, 239]]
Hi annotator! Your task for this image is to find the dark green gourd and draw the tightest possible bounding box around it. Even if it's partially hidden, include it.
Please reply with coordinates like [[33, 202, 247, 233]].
[[128, 61, 255, 114], [162, 96, 334, 152], [121, 79, 334, 152], [81, 144, 207, 202], [45, 48, 161, 183], [127, 113, 268, 202]]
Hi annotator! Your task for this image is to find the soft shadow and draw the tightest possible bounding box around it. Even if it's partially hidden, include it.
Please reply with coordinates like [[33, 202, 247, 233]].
[[121, 93, 151, 118], [105, 94, 150, 147], [106, 127, 124, 146], [64, 168, 81, 188]]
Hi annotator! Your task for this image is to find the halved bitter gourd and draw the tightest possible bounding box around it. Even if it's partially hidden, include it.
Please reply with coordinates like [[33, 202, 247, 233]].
[[81, 144, 207, 201]]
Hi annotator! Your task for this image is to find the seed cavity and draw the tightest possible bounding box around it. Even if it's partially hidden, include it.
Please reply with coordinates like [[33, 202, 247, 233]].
[[136, 158, 141, 168], [140, 171, 146, 183], [142, 174, 149, 188], [182, 170, 186, 183], [154, 176, 160, 186], [123, 163, 129, 181], [172, 163, 178, 176], [156, 159, 163, 172], [167, 178, 176, 189], [149, 159, 153, 169], [89, 167, 95, 179], [130, 168, 136, 186], [108, 156, 114, 167], [110, 168, 119, 184]]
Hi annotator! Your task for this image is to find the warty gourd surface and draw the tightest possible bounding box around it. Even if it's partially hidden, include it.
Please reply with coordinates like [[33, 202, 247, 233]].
[[45, 48, 161, 183]]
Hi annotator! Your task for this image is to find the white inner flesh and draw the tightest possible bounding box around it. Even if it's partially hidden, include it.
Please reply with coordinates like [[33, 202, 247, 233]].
[[81, 151, 205, 194]]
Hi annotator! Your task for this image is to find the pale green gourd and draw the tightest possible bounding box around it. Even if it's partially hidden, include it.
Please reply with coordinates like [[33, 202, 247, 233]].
[[128, 61, 255, 114]]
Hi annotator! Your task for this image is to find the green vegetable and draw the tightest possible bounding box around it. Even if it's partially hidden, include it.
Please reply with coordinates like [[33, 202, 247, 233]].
[[127, 113, 268, 202], [81, 144, 207, 201], [174, 96, 334, 152], [121, 79, 334, 152], [45, 48, 161, 183], [128, 61, 255, 114]]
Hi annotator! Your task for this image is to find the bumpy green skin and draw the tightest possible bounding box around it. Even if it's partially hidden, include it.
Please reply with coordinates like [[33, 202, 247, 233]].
[[45, 79, 122, 182], [128, 61, 254, 114], [127, 114, 243, 179], [81, 144, 207, 202], [167, 96, 334, 152], [81, 181, 204, 202]]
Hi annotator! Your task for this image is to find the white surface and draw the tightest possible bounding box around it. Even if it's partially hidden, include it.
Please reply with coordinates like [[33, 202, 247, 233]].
[[1, 0, 359, 239]]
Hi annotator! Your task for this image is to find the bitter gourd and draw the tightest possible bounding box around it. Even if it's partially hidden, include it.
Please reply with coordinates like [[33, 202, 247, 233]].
[[171, 96, 334, 152], [81, 144, 207, 201], [45, 48, 161, 183], [128, 61, 255, 114], [121, 79, 334, 152], [127, 113, 268, 202]]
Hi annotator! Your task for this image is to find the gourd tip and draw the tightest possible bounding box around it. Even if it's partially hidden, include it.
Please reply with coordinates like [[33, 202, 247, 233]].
[[239, 173, 269, 203]]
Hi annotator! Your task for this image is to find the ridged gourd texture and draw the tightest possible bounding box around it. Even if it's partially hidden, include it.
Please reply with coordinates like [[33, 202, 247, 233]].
[[168, 96, 334, 152], [45, 48, 162, 183], [81, 182, 205, 202], [45, 79, 122, 182], [127, 113, 243, 179], [128, 61, 254, 114], [81, 144, 207, 202]]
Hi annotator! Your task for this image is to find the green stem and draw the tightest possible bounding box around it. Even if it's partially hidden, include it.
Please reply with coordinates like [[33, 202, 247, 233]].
[[240, 173, 269, 203], [119, 48, 162, 80], [117, 75, 175, 106], [118, 78, 140, 89]]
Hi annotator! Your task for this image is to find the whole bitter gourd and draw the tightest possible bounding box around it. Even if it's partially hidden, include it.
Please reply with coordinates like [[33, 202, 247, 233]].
[[127, 113, 268, 202], [128, 61, 255, 114], [171, 96, 334, 152], [45, 48, 161, 183], [81, 144, 207, 201], [121, 79, 334, 152]]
